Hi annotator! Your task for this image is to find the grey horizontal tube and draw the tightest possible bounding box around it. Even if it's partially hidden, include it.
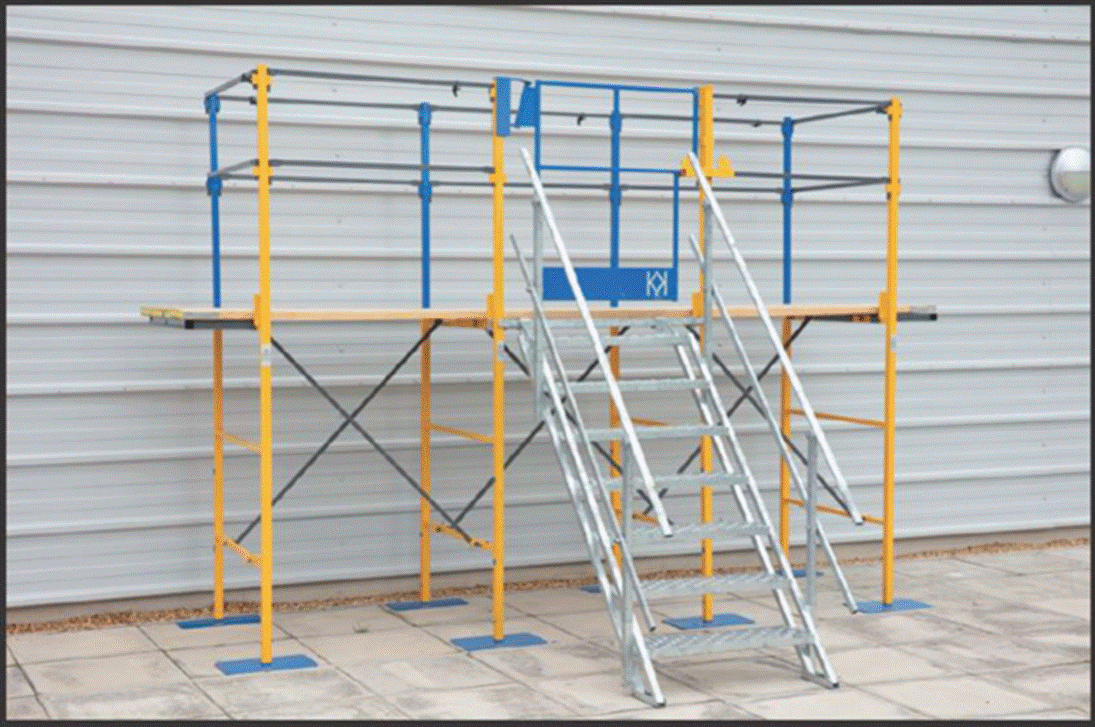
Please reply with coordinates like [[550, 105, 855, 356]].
[[715, 92, 890, 106], [268, 159, 492, 173], [793, 178, 889, 193], [794, 104, 887, 124], [268, 67, 492, 89], [735, 170, 888, 182], [204, 71, 253, 99]]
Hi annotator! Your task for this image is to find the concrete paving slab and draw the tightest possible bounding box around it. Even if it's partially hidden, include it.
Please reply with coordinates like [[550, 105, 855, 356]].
[[822, 644, 950, 684], [8, 626, 158, 664], [892, 556, 1007, 580], [233, 694, 407, 720], [23, 651, 191, 696], [531, 670, 710, 715], [506, 587, 610, 616], [422, 615, 576, 646], [1033, 597, 1091, 620], [386, 596, 494, 626], [195, 666, 371, 715], [981, 662, 1092, 711], [933, 598, 1087, 638], [39, 684, 226, 720], [997, 707, 1091, 719], [140, 618, 288, 650], [470, 640, 621, 683], [342, 652, 513, 696], [830, 608, 997, 646], [390, 682, 574, 719], [895, 630, 1085, 675], [1049, 546, 1090, 564], [1019, 622, 1091, 664], [860, 674, 1054, 719], [947, 571, 1087, 601], [739, 684, 930, 720], [653, 653, 818, 702], [5, 696, 48, 719], [6, 646, 15, 666], [606, 698, 758, 720], [166, 639, 325, 678], [532, 608, 625, 641], [956, 549, 1081, 575], [299, 626, 457, 668], [6, 665, 34, 699], [274, 604, 410, 637]]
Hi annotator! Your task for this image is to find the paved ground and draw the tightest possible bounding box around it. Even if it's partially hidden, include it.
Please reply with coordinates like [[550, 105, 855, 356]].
[[5, 545, 1090, 720]]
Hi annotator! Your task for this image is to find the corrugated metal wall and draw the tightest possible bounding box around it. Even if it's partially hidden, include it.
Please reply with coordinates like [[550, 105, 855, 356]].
[[6, 5, 1090, 608]]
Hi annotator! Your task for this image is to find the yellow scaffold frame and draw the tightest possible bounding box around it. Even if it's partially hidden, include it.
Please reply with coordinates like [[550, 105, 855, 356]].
[[141, 64, 929, 667]]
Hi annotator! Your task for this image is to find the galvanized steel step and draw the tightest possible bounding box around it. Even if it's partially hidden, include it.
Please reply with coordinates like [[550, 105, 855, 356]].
[[584, 424, 729, 443], [602, 471, 747, 491], [549, 332, 686, 348], [639, 572, 790, 599], [567, 378, 708, 394], [626, 520, 767, 543], [646, 626, 811, 659]]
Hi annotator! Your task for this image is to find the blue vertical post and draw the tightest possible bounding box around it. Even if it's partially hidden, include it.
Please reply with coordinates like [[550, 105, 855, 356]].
[[691, 89, 699, 155], [205, 95, 223, 307], [781, 116, 794, 305], [608, 89, 622, 308], [533, 81, 543, 172], [418, 102, 433, 308]]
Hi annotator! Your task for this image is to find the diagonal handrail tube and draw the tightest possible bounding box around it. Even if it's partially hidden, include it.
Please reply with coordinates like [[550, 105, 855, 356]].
[[511, 234, 657, 632], [519, 147, 671, 535], [687, 151, 863, 524]]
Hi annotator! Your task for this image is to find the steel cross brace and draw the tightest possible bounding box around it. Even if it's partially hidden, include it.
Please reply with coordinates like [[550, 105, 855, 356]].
[[234, 321, 479, 544]]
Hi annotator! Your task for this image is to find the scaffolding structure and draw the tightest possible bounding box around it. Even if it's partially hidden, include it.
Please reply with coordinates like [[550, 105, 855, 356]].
[[141, 64, 935, 672]]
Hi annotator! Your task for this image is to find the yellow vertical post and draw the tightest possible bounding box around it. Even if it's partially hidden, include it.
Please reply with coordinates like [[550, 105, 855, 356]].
[[251, 64, 274, 665], [779, 320, 793, 556], [212, 329, 225, 619], [609, 334, 623, 568], [419, 320, 433, 602], [697, 84, 715, 623], [488, 80, 508, 642], [881, 97, 902, 606]]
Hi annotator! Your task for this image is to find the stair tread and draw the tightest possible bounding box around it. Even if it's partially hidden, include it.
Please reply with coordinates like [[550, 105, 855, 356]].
[[640, 572, 789, 598], [628, 520, 767, 542], [585, 424, 728, 442], [568, 378, 707, 393], [603, 472, 746, 489], [647, 626, 811, 657]]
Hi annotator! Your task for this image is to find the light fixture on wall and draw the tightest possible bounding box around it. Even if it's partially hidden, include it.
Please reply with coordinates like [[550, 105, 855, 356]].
[[1048, 147, 1090, 203]]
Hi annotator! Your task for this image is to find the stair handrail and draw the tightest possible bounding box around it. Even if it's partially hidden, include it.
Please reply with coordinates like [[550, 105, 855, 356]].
[[686, 151, 863, 524], [519, 147, 672, 534]]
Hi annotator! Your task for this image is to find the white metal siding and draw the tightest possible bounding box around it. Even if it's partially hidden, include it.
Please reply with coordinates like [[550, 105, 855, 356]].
[[6, 5, 1090, 607]]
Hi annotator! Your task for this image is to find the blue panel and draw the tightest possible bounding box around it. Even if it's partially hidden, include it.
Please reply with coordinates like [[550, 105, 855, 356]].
[[580, 584, 602, 593], [857, 598, 932, 614], [494, 76, 510, 137], [178, 613, 260, 630], [778, 568, 824, 578], [664, 613, 754, 630], [215, 654, 317, 676], [543, 266, 677, 302], [515, 82, 539, 128], [451, 632, 547, 652], [385, 596, 468, 612]]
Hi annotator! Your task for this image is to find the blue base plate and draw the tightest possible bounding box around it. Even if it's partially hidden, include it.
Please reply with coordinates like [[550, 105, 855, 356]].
[[580, 584, 601, 594], [386, 597, 468, 612], [215, 654, 317, 676], [664, 612, 755, 630], [856, 598, 931, 614], [777, 569, 824, 578], [177, 614, 260, 630], [451, 632, 547, 652]]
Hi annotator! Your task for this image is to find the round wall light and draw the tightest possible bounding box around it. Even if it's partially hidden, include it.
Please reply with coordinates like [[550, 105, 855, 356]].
[[1048, 146, 1090, 203]]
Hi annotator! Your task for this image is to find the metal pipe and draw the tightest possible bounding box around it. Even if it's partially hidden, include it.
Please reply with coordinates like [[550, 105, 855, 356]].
[[794, 104, 887, 125], [209, 159, 259, 178], [418, 103, 432, 309], [792, 178, 888, 193], [716, 92, 890, 106], [204, 71, 253, 99], [268, 159, 492, 173], [268, 67, 492, 89]]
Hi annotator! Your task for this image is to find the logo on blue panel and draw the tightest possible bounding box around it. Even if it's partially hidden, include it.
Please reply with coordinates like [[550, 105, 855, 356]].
[[645, 269, 669, 298]]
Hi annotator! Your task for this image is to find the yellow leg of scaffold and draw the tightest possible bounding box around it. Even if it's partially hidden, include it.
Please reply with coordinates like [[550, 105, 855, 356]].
[[882, 97, 902, 607], [489, 80, 508, 642], [212, 329, 225, 620], [779, 319, 793, 556], [697, 84, 715, 623], [251, 64, 274, 665], [419, 320, 432, 602]]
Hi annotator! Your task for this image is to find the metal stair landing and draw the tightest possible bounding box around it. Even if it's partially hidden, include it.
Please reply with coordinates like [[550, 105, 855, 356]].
[[510, 146, 864, 707]]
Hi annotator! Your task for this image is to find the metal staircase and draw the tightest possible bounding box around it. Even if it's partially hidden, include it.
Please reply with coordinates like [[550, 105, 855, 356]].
[[510, 148, 864, 707]]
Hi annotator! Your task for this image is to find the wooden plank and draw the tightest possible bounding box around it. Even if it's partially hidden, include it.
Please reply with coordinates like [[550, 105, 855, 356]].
[[140, 303, 927, 326]]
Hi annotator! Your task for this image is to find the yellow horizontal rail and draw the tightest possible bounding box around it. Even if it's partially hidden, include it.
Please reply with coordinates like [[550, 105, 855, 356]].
[[429, 423, 493, 445], [219, 535, 261, 567], [789, 409, 885, 429], [220, 430, 261, 453], [431, 521, 492, 550], [785, 498, 885, 526]]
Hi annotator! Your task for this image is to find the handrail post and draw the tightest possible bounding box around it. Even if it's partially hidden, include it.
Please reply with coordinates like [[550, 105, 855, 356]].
[[882, 96, 902, 606], [805, 432, 819, 616], [418, 102, 432, 308]]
